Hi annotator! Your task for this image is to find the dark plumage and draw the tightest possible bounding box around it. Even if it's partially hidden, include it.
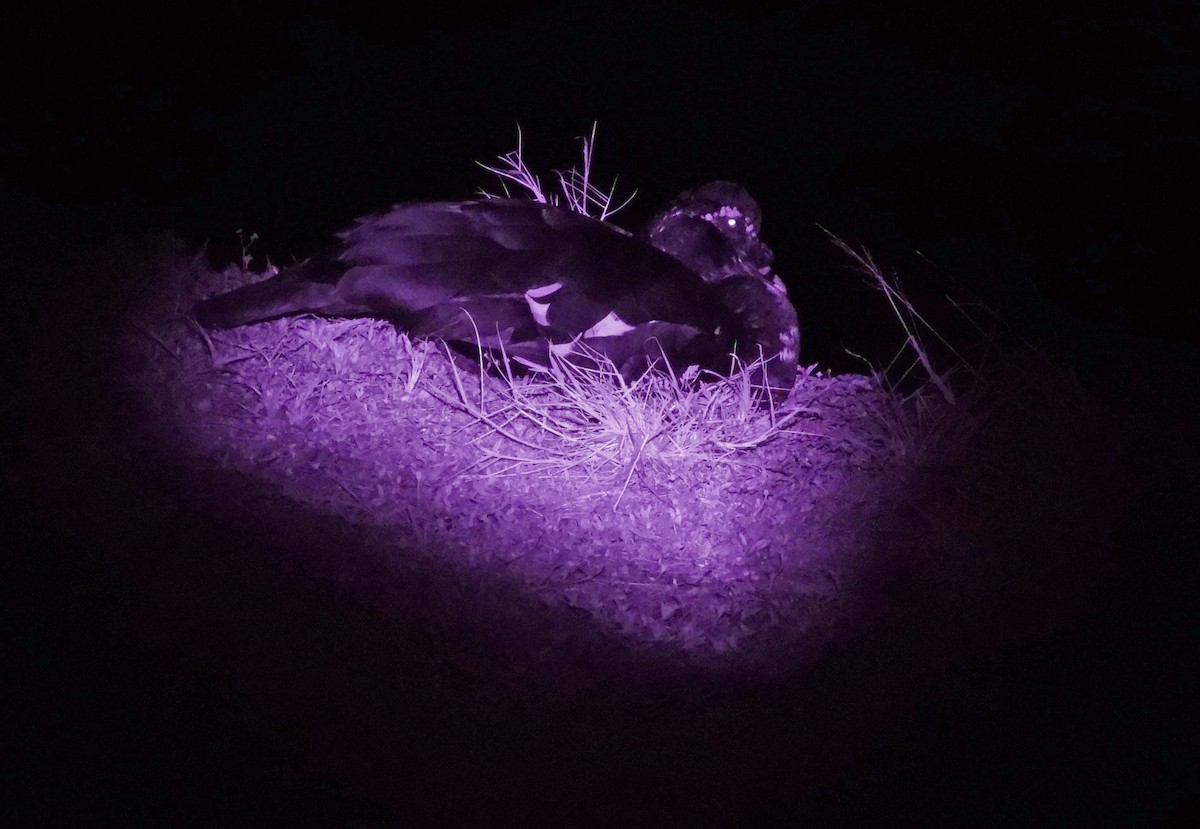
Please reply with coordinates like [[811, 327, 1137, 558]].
[[195, 181, 800, 403]]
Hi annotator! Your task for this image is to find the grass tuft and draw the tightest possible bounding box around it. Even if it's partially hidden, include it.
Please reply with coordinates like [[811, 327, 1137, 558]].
[[426, 331, 811, 506], [477, 123, 636, 220]]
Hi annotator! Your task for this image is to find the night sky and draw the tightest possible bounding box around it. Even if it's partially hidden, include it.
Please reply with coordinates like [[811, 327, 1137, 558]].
[[5, 2, 1198, 826]]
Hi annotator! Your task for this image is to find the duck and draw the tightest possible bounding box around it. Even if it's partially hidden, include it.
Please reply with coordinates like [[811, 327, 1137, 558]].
[[195, 181, 800, 403]]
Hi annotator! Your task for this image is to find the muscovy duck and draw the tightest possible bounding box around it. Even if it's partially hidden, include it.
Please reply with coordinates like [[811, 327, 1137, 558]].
[[195, 181, 800, 402]]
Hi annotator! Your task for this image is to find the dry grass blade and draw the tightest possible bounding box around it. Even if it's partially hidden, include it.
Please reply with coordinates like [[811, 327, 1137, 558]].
[[422, 317, 809, 500], [819, 224, 971, 406], [477, 123, 634, 220]]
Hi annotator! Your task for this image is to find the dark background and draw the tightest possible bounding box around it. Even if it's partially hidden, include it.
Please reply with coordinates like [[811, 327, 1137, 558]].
[[4, 2, 1198, 826], [5, 1, 1198, 368]]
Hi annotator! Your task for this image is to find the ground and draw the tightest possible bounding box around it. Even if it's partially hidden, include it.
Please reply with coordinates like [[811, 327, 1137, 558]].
[[10, 234, 1194, 826]]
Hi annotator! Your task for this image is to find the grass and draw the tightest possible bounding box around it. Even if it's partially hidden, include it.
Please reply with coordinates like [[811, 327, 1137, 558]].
[[180, 127, 992, 496], [815, 224, 1016, 465], [402, 126, 827, 500], [110, 126, 1114, 661], [472, 127, 1001, 474], [476, 122, 636, 220], [94, 190, 1120, 676], [426, 334, 816, 506]]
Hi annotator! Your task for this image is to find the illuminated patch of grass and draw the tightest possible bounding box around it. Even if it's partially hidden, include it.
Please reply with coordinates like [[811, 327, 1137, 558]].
[[427, 334, 813, 506]]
